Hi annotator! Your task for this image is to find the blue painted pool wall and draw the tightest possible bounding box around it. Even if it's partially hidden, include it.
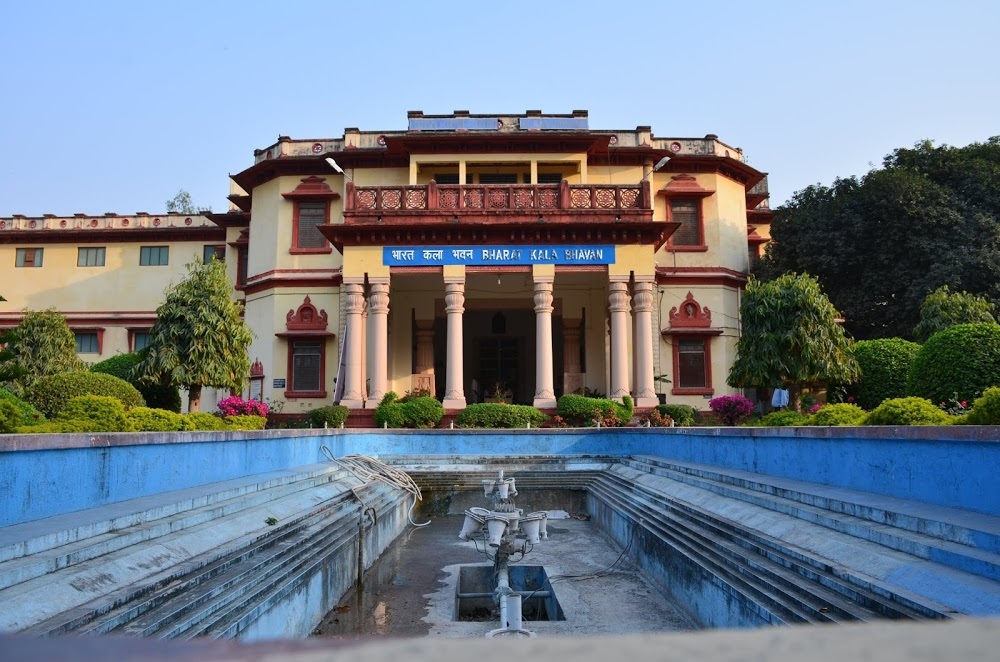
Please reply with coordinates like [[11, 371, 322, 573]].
[[1, 426, 998, 527]]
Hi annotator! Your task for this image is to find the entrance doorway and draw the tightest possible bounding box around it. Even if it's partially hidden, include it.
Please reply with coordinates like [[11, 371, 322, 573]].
[[477, 337, 520, 403]]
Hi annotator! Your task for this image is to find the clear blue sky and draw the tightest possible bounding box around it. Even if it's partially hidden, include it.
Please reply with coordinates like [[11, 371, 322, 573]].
[[1, 1, 997, 216]]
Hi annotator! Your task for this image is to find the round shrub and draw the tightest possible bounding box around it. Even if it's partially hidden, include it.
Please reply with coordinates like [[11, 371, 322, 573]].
[[655, 404, 698, 427], [58, 395, 131, 432], [0, 388, 45, 427], [91, 353, 181, 413], [374, 393, 407, 428], [809, 403, 867, 426], [308, 405, 349, 428], [906, 323, 1000, 405], [755, 410, 810, 427], [27, 371, 145, 418], [0, 400, 22, 433], [127, 407, 186, 432], [864, 397, 952, 426], [456, 403, 548, 428], [556, 394, 633, 427], [850, 338, 921, 410], [965, 387, 1000, 425], [184, 412, 228, 431], [374, 392, 444, 428], [708, 394, 754, 426]]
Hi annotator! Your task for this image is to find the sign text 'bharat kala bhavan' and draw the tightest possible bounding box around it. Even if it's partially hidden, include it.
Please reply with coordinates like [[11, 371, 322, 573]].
[[0, 110, 772, 414]]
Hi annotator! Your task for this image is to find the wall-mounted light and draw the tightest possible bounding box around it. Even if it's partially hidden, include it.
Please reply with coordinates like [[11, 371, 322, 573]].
[[325, 157, 354, 182], [640, 155, 672, 181]]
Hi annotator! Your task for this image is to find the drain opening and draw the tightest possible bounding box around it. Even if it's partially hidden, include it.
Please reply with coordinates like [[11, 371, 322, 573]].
[[455, 565, 565, 622]]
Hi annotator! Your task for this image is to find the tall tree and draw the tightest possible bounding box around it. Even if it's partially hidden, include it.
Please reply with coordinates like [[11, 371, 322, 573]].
[[3, 309, 85, 393], [728, 273, 860, 411], [165, 190, 210, 214], [134, 260, 254, 412], [756, 137, 1000, 340], [913, 285, 997, 342]]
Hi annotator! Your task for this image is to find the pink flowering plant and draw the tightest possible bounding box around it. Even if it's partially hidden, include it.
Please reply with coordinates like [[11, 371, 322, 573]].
[[217, 396, 269, 417], [936, 393, 969, 417], [708, 394, 755, 426]]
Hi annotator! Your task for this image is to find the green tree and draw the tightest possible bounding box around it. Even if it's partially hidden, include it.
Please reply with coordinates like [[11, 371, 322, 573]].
[[4, 309, 85, 392], [756, 137, 1000, 340], [913, 285, 997, 342], [728, 273, 860, 411], [165, 189, 210, 214], [134, 259, 253, 412]]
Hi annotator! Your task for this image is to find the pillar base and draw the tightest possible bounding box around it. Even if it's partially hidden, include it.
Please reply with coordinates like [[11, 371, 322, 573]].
[[363, 399, 380, 409], [340, 399, 364, 409], [442, 397, 467, 409], [533, 397, 557, 409], [635, 396, 659, 408]]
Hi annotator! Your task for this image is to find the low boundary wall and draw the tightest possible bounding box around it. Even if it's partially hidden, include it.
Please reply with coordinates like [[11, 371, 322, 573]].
[[2, 426, 998, 528]]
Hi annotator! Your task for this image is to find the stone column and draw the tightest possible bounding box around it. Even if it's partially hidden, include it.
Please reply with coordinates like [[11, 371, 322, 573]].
[[562, 318, 583, 395], [533, 278, 557, 408], [413, 319, 436, 396], [442, 279, 467, 409], [360, 298, 368, 403], [340, 282, 366, 408], [632, 279, 658, 407], [608, 280, 630, 401], [365, 280, 390, 408]]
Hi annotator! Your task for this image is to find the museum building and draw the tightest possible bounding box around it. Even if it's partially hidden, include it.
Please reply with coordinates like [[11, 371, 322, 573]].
[[0, 110, 772, 414]]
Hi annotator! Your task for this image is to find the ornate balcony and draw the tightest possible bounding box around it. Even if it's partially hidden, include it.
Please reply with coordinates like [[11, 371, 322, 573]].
[[342, 180, 653, 225]]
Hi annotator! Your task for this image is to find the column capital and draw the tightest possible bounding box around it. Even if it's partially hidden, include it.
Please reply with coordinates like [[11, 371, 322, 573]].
[[533, 280, 554, 314], [632, 281, 655, 314], [368, 282, 390, 315], [344, 282, 366, 314], [445, 281, 465, 314], [609, 281, 630, 314]]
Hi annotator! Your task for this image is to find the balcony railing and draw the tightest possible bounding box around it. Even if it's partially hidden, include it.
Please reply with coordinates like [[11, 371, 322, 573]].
[[344, 181, 651, 213]]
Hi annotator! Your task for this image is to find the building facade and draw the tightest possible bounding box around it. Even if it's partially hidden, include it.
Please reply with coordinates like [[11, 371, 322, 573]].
[[1, 110, 771, 413]]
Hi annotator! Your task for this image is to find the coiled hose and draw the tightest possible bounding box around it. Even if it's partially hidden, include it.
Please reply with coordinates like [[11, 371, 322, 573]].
[[320, 447, 431, 527]]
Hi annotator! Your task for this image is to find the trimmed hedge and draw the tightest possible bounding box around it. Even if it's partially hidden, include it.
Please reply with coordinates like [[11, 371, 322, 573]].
[[850, 338, 921, 410], [308, 405, 349, 428], [222, 415, 267, 430], [455, 403, 548, 428], [754, 410, 810, 427], [0, 388, 45, 427], [58, 395, 131, 432], [26, 371, 144, 418], [0, 400, 22, 433], [556, 394, 634, 427], [809, 403, 867, 426], [185, 412, 228, 431], [906, 323, 1000, 404], [374, 392, 444, 428], [965, 387, 1000, 425], [90, 353, 181, 413], [127, 407, 186, 432], [655, 404, 698, 427], [864, 397, 952, 426]]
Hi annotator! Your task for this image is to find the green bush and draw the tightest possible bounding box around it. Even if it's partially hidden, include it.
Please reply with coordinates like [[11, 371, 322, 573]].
[[308, 405, 349, 428], [58, 395, 131, 432], [127, 407, 186, 432], [809, 403, 867, 426], [0, 388, 45, 427], [557, 394, 633, 427], [184, 412, 228, 431], [374, 392, 444, 428], [965, 387, 1000, 425], [754, 410, 810, 427], [26, 371, 145, 418], [456, 403, 548, 428], [91, 353, 182, 413], [222, 415, 267, 430], [17, 419, 99, 434], [0, 400, 22, 433], [655, 404, 698, 427], [849, 338, 921, 410], [864, 397, 952, 426], [906, 323, 1000, 405]]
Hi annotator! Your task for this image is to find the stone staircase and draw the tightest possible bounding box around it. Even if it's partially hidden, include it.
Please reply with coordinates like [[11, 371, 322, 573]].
[[0, 462, 411, 638]]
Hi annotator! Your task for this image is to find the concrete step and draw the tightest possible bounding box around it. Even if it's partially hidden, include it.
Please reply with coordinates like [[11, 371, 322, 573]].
[[0, 473, 370, 633], [622, 456, 1000, 582], [602, 464, 1000, 617], [0, 465, 354, 593]]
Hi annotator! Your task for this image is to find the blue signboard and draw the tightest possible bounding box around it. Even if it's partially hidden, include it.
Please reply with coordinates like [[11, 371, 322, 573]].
[[383, 245, 615, 266], [518, 117, 589, 130], [408, 117, 500, 131]]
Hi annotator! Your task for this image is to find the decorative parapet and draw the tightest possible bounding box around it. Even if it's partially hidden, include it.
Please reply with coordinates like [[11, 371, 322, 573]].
[[0, 213, 215, 233]]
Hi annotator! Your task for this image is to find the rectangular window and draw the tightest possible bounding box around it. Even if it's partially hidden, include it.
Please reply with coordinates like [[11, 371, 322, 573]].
[[669, 200, 702, 247], [236, 246, 249, 288], [77, 247, 106, 267], [15, 247, 43, 267], [290, 339, 323, 393], [75, 332, 99, 354], [294, 201, 328, 249], [203, 244, 226, 263], [478, 173, 518, 184], [132, 331, 151, 352], [434, 173, 459, 185], [140, 246, 169, 266], [677, 338, 707, 389], [537, 173, 563, 184]]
